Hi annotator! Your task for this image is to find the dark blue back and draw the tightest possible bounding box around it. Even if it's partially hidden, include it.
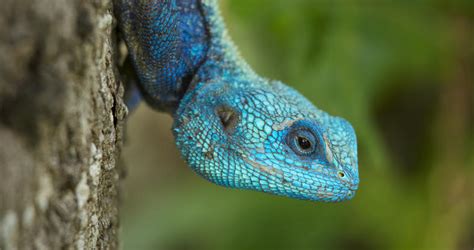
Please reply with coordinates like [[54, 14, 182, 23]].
[[116, 0, 209, 112]]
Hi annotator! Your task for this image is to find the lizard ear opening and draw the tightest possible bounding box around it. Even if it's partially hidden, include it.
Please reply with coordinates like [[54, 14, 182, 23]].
[[216, 105, 240, 133]]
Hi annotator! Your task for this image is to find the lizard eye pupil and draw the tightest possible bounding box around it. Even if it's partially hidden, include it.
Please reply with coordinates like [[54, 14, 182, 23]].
[[287, 127, 318, 156], [297, 136, 312, 150]]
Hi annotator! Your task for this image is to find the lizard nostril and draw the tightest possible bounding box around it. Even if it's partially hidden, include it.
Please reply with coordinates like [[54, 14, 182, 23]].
[[338, 171, 345, 178]]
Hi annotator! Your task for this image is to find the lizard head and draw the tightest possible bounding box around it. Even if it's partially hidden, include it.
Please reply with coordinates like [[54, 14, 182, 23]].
[[173, 78, 359, 202]]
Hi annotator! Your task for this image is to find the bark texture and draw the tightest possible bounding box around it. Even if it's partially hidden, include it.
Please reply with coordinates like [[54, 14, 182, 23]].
[[0, 0, 126, 248]]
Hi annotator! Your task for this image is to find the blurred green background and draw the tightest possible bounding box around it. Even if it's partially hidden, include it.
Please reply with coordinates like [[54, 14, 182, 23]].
[[121, 0, 473, 249]]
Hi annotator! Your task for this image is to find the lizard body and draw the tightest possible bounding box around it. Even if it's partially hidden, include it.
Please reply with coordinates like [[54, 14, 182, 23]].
[[115, 0, 359, 202]]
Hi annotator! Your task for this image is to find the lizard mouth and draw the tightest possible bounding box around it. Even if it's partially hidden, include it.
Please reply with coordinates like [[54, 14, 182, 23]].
[[241, 155, 284, 177], [349, 183, 359, 191], [237, 150, 358, 202], [313, 187, 356, 202]]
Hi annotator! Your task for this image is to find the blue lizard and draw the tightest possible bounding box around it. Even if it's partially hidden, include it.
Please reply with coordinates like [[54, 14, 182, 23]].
[[115, 0, 359, 202]]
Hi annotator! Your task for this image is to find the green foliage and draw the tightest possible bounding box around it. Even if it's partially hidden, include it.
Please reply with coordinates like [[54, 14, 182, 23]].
[[121, 0, 473, 249]]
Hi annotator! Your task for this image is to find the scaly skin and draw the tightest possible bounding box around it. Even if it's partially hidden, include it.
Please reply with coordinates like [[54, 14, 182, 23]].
[[115, 0, 359, 202]]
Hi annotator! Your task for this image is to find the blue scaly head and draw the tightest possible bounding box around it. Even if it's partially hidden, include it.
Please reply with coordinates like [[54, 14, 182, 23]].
[[174, 76, 358, 202], [116, 0, 359, 202]]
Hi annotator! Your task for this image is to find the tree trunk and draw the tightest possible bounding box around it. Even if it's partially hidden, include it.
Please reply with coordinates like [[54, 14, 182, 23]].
[[0, 0, 126, 248]]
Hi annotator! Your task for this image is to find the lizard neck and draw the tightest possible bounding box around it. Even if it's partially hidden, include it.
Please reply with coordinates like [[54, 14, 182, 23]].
[[184, 0, 260, 96]]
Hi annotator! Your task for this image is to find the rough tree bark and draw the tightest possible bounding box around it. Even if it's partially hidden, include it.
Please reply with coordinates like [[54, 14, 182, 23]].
[[0, 0, 126, 248]]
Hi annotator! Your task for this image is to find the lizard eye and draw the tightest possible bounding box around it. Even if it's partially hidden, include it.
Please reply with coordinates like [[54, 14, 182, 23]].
[[287, 128, 319, 156], [297, 135, 313, 151]]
